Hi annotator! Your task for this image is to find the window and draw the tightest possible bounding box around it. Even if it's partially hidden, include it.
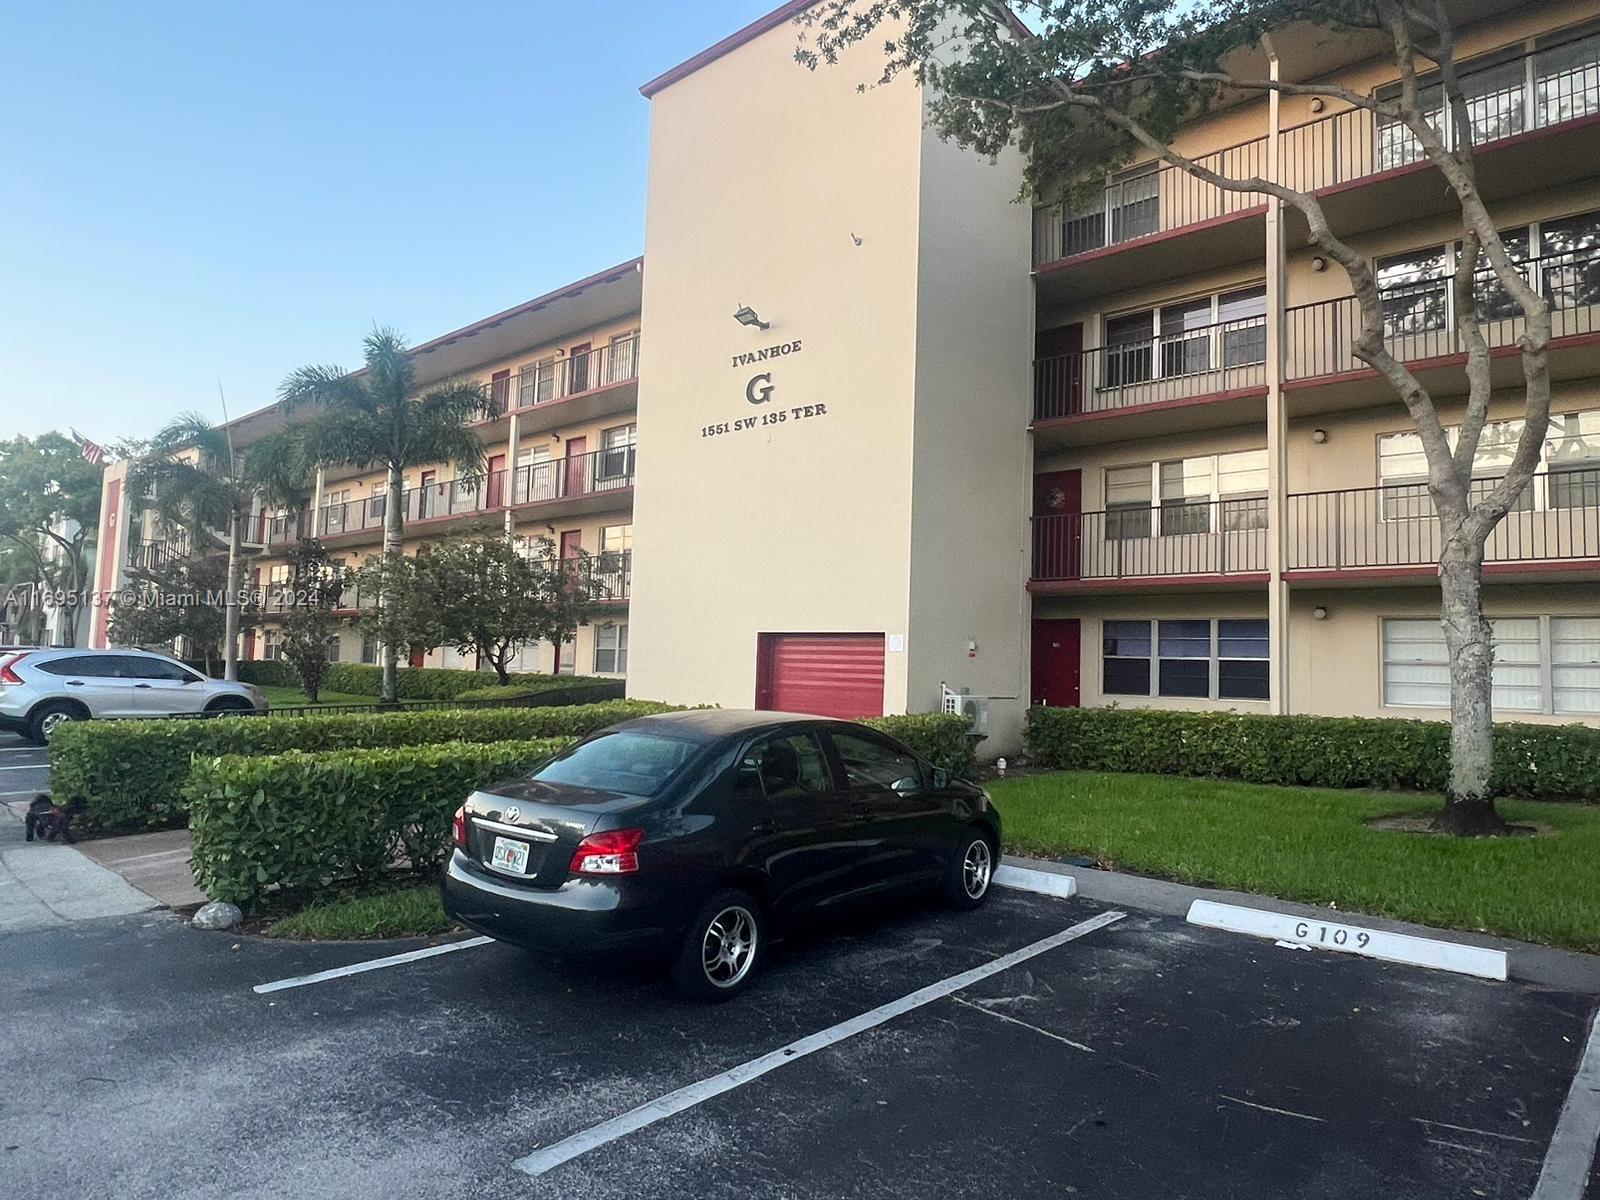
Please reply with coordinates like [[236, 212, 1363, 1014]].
[[123, 657, 197, 682], [360, 634, 378, 666], [1102, 618, 1270, 701], [530, 731, 699, 798], [594, 623, 628, 675], [1104, 311, 1155, 386], [556, 636, 576, 675], [1218, 286, 1268, 367], [1380, 411, 1600, 516], [1541, 210, 1600, 309], [1102, 285, 1266, 389], [736, 733, 832, 801], [37, 655, 118, 678], [600, 524, 632, 554], [1108, 451, 1268, 538], [325, 636, 342, 664], [1536, 28, 1600, 127], [516, 445, 554, 503], [1109, 164, 1159, 243], [1378, 247, 1449, 335], [262, 629, 282, 661], [599, 424, 637, 481], [1158, 297, 1213, 377], [831, 731, 922, 793], [607, 332, 638, 384], [1383, 616, 1600, 714]]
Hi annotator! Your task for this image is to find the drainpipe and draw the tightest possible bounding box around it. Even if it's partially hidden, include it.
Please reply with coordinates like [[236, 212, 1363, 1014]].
[[1264, 34, 1292, 716], [505, 408, 521, 542], [311, 467, 325, 539]]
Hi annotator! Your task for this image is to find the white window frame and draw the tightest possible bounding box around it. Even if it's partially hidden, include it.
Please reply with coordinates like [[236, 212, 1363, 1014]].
[[1100, 283, 1268, 390], [1381, 614, 1600, 715], [594, 622, 628, 675], [1100, 617, 1271, 702]]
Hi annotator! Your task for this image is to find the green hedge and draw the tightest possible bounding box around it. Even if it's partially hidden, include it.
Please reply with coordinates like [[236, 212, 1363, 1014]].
[[865, 713, 980, 779], [453, 684, 551, 701], [52, 700, 674, 833], [236, 660, 615, 701], [188, 738, 571, 909], [1026, 706, 1600, 801]]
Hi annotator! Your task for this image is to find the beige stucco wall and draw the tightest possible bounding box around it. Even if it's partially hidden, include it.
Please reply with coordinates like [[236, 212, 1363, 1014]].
[[627, 14, 928, 715]]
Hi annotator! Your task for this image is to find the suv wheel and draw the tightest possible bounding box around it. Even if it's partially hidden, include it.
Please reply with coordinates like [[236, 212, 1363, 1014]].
[[30, 701, 85, 745], [671, 889, 765, 1002]]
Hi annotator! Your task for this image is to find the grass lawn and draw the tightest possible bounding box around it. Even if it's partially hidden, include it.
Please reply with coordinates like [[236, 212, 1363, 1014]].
[[267, 884, 455, 940], [258, 685, 377, 709], [989, 771, 1600, 953]]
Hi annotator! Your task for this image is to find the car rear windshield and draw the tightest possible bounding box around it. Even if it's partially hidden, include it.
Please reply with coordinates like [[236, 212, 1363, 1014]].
[[529, 731, 701, 797]]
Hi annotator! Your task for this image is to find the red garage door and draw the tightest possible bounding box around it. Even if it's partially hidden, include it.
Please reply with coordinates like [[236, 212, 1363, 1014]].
[[756, 633, 885, 719]]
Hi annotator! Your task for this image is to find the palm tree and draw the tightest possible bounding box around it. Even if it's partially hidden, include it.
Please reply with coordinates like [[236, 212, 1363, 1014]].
[[127, 416, 304, 680], [278, 327, 488, 703]]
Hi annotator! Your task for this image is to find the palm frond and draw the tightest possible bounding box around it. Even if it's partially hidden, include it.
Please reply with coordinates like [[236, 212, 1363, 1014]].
[[241, 427, 313, 509], [278, 364, 367, 414]]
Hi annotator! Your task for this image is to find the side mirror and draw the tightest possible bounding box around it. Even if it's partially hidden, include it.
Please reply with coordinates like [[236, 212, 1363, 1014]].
[[931, 768, 950, 789]]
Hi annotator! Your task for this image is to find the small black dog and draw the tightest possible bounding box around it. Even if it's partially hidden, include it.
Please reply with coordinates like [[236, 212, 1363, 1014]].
[[24, 795, 87, 844]]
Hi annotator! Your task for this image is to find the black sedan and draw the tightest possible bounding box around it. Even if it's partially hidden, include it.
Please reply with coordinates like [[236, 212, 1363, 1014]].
[[441, 710, 1001, 1000]]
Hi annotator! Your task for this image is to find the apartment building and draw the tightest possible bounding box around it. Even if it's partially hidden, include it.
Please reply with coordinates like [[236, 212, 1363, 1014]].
[[89, 0, 1600, 747], [95, 259, 643, 679], [1027, 0, 1600, 727]]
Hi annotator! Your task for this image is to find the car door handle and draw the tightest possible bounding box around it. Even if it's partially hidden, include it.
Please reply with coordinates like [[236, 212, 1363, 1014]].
[[134, 683, 152, 689], [66, 680, 84, 687], [749, 820, 780, 834]]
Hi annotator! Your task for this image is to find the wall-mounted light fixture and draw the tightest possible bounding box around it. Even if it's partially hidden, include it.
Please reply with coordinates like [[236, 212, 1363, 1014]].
[[1310, 97, 1326, 113], [1312, 255, 1328, 272], [733, 305, 770, 331], [1313, 606, 1329, 620], [1312, 428, 1328, 443]]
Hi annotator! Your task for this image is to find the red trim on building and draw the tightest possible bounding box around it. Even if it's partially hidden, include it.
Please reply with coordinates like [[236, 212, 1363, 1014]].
[[91, 477, 120, 649], [1028, 572, 1269, 593], [1032, 386, 1267, 431]]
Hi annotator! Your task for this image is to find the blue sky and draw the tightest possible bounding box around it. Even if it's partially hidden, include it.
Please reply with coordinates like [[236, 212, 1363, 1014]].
[[0, 1, 780, 445]]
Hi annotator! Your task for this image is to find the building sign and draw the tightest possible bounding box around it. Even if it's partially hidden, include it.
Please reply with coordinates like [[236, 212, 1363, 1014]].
[[699, 337, 831, 441]]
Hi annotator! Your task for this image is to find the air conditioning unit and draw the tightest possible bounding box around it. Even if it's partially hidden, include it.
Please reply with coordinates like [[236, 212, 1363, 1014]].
[[940, 684, 990, 734]]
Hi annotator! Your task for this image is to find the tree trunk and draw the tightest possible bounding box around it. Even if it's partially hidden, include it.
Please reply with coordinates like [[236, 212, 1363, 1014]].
[[380, 464, 404, 705], [223, 512, 242, 682], [1435, 550, 1508, 835]]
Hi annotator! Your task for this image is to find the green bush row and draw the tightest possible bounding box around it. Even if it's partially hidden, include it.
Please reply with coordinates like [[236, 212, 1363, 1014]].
[[236, 660, 617, 701], [1025, 706, 1600, 801], [53, 700, 673, 832], [188, 738, 571, 909], [864, 713, 980, 779]]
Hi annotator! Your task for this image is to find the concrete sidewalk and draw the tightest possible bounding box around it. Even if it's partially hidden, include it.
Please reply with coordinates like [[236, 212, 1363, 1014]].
[[74, 828, 206, 908], [0, 802, 162, 933]]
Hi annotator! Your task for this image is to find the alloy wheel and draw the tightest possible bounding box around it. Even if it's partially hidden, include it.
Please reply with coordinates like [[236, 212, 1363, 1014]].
[[701, 904, 758, 989], [962, 838, 993, 900]]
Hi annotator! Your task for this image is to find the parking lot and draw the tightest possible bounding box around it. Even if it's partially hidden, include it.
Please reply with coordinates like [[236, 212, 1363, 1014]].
[[5, 875, 1597, 1200], [0, 731, 49, 807]]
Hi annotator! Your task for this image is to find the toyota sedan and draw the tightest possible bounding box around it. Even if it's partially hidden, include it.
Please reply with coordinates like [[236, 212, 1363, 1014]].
[[441, 710, 1000, 1000]]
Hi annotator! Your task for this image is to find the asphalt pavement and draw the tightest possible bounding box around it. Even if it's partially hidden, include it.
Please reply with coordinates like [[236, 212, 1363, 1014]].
[[4, 885, 1596, 1200]]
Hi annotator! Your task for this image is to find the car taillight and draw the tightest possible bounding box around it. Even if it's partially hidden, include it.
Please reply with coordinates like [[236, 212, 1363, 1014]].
[[569, 828, 643, 876], [452, 806, 468, 849], [0, 654, 27, 685]]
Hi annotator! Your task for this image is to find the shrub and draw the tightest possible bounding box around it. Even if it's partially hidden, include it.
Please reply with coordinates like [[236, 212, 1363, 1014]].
[[866, 713, 981, 779], [453, 684, 551, 701], [188, 738, 570, 909], [235, 660, 615, 701], [1025, 706, 1600, 801], [52, 699, 674, 833]]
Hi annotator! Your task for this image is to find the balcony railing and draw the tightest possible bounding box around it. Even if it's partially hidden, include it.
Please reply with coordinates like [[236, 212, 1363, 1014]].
[[1031, 28, 1600, 266], [282, 551, 632, 614], [1032, 499, 1268, 581], [1288, 471, 1600, 571], [484, 335, 640, 419], [126, 540, 177, 572], [1286, 245, 1600, 381], [1034, 314, 1267, 421], [308, 448, 636, 540]]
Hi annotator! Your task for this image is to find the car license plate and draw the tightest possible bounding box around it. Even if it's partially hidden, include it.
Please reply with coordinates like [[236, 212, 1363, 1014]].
[[490, 836, 530, 874]]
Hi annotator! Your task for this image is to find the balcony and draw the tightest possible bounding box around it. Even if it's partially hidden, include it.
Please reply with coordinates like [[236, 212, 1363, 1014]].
[[1285, 244, 1600, 410], [1287, 472, 1600, 582], [256, 449, 636, 550], [1032, 28, 1600, 291], [479, 335, 640, 433], [1033, 314, 1269, 444], [1031, 499, 1269, 592], [125, 539, 180, 573]]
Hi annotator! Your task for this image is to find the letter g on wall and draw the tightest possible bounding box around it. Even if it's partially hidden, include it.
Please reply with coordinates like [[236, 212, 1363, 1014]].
[[745, 372, 774, 405]]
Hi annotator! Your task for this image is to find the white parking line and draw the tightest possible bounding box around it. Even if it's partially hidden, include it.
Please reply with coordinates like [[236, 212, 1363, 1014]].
[[513, 909, 1128, 1178], [252, 937, 494, 994], [0, 764, 51, 772], [1531, 1012, 1600, 1200]]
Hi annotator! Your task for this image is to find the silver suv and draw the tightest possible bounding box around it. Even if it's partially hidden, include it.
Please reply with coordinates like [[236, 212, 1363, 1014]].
[[0, 647, 267, 743]]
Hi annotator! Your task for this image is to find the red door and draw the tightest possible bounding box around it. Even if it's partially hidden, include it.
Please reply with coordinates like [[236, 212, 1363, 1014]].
[[490, 369, 510, 416], [1035, 323, 1084, 419], [1032, 469, 1083, 581], [1031, 619, 1081, 707], [564, 437, 587, 496], [409, 647, 426, 669], [755, 634, 885, 718], [568, 342, 592, 394], [485, 454, 505, 508], [558, 530, 582, 559]]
